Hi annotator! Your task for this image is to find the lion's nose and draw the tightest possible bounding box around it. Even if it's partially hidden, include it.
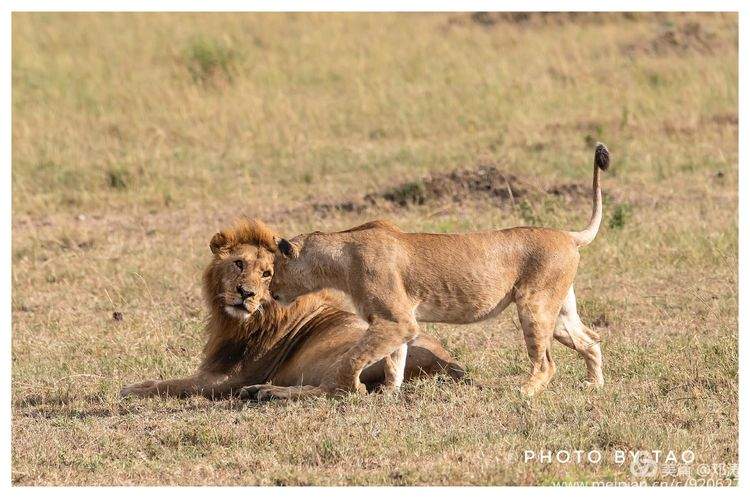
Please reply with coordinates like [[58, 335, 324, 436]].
[[237, 285, 255, 300]]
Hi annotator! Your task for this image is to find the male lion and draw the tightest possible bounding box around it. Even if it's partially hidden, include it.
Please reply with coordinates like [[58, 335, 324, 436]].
[[270, 144, 609, 398], [120, 219, 465, 401]]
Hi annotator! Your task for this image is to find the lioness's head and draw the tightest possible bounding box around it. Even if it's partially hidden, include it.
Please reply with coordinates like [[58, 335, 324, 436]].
[[269, 233, 317, 304], [203, 219, 278, 321], [270, 220, 397, 303]]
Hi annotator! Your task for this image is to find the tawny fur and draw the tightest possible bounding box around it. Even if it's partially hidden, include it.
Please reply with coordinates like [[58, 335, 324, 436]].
[[271, 145, 609, 397], [120, 218, 465, 401]]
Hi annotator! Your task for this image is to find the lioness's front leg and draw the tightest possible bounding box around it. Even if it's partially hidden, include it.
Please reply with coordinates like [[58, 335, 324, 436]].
[[328, 314, 419, 395], [381, 343, 408, 393]]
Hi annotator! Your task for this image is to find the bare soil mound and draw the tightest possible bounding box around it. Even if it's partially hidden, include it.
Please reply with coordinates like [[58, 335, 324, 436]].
[[297, 166, 594, 218]]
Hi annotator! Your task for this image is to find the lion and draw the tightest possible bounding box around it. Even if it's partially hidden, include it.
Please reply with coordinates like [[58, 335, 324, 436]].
[[120, 219, 465, 401], [270, 144, 609, 398]]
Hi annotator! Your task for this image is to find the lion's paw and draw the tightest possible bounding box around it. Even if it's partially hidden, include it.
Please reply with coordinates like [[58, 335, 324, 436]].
[[238, 384, 281, 401], [120, 380, 159, 398]]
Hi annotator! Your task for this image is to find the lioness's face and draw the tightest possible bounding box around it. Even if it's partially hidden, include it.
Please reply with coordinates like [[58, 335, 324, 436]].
[[215, 244, 275, 320], [269, 235, 312, 304]]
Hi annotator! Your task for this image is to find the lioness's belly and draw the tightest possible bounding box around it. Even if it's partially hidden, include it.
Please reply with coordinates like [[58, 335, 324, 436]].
[[414, 291, 514, 324]]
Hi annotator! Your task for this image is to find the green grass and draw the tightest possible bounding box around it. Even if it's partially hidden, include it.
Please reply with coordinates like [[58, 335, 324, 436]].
[[184, 35, 238, 85], [11, 12, 737, 485]]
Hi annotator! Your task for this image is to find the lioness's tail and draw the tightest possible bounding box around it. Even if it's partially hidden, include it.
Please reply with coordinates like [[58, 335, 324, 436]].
[[568, 143, 610, 247]]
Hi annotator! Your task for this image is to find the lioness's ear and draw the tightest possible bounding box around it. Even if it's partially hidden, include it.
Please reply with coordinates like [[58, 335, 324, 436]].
[[210, 232, 228, 255], [275, 236, 299, 259]]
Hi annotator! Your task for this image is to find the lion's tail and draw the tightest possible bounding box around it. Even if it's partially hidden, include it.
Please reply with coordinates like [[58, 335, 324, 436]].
[[567, 143, 610, 248]]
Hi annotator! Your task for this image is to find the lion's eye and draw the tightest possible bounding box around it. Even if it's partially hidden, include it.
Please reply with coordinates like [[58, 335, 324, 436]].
[[234, 260, 244, 271], [262, 270, 272, 278]]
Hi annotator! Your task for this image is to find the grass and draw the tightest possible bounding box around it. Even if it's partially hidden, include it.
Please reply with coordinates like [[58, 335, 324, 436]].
[[11, 12, 738, 485]]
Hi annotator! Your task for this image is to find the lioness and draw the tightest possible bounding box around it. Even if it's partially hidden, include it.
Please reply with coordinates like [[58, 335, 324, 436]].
[[270, 144, 609, 397], [121, 219, 465, 401]]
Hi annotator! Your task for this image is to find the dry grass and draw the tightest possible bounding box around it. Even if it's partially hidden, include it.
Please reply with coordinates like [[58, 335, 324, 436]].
[[11, 12, 737, 485]]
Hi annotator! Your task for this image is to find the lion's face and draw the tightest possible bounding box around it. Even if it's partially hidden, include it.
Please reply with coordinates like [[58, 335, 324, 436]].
[[212, 244, 275, 321]]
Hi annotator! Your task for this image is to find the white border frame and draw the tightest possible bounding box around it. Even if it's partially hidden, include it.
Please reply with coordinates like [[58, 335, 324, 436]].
[[2, 1, 745, 496]]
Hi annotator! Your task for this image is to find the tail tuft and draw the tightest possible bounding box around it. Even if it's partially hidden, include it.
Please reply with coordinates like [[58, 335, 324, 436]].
[[568, 143, 608, 247], [594, 142, 610, 171]]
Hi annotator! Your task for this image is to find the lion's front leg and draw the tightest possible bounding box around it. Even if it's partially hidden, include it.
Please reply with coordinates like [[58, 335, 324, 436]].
[[120, 379, 163, 398], [120, 372, 228, 398]]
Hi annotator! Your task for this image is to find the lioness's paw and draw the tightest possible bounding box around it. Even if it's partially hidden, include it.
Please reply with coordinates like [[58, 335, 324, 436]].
[[519, 382, 544, 398], [375, 382, 401, 396], [581, 379, 605, 391]]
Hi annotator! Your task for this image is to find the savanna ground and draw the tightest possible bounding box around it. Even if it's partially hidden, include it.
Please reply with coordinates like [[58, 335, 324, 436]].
[[11, 12, 738, 485]]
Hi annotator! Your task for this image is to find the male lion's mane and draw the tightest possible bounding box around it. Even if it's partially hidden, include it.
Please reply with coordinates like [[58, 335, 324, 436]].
[[200, 218, 348, 386]]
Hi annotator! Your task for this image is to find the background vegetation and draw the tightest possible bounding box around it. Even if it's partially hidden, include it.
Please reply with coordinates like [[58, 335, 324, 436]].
[[12, 12, 737, 485]]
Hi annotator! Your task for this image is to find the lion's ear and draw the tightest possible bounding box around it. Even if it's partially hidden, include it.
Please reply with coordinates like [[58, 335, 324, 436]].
[[275, 236, 299, 259], [210, 232, 228, 255]]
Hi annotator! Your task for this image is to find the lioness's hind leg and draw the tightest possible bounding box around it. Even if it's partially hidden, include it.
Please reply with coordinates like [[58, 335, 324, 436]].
[[553, 287, 604, 388], [515, 293, 560, 397]]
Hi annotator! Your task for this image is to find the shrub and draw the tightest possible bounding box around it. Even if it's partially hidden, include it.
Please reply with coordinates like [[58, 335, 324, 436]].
[[609, 202, 633, 229], [184, 36, 237, 85]]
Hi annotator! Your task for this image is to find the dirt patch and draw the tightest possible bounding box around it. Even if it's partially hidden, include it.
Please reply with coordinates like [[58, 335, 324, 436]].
[[663, 113, 738, 137], [447, 12, 654, 29], [709, 113, 738, 127], [293, 166, 594, 219], [377, 167, 527, 207], [545, 183, 590, 201], [622, 21, 726, 56]]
